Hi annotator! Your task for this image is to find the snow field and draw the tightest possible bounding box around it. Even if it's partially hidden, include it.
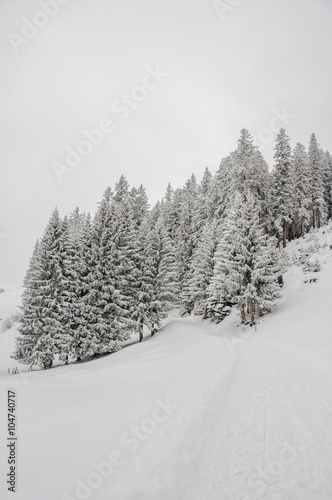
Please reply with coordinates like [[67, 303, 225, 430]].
[[0, 226, 332, 499]]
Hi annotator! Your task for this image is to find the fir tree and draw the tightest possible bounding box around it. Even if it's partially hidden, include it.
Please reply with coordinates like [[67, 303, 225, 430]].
[[272, 128, 294, 247], [176, 175, 199, 299], [214, 130, 272, 232], [86, 187, 135, 355], [208, 193, 283, 323], [130, 184, 149, 229], [104, 184, 139, 351], [193, 167, 214, 232], [308, 133, 326, 228], [153, 218, 179, 312], [291, 143, 311, 237], [185, 219, 219, 316], [214, 155, 234, 220], [14, 208, 65, 368], [12, 240, 42, 368], [60, 209, 92, 362], [323, 151, 332, 220], [160, 183, 178, 241]]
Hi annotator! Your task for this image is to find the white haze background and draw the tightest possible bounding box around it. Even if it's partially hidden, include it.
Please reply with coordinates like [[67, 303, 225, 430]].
[[0, 0, 331, 288]]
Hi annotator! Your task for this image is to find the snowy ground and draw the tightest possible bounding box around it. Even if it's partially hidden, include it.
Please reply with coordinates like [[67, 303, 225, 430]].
[[1, 227, 332, 500]]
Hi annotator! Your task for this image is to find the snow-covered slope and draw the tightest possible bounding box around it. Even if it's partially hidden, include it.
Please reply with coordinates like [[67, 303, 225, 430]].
[[0, 289, 22, 375], [0, 227, 332, 500], [0, 289, 21, 332]]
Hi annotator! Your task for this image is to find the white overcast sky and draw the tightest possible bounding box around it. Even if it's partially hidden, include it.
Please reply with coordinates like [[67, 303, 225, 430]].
[[0, 0, 331, 289]]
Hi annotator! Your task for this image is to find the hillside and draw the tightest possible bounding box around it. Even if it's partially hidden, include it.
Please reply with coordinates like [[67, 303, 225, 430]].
[[0, 226, 332, 500]]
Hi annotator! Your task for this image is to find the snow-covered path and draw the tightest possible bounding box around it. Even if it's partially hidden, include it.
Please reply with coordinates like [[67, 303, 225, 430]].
[[1, 231, 332, 500], [193, 337, 332, 500], [192, 254, 332, 500]]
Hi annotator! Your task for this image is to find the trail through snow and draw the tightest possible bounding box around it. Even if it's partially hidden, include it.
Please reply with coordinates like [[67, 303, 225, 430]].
[[1, 228, 332, 499]]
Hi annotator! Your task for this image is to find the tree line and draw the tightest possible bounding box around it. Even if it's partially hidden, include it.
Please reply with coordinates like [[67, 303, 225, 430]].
[[13, 128, 332, 368]]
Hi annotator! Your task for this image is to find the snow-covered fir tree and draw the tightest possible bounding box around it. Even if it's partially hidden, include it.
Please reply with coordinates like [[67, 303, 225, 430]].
[[214, 130, 272, 232], [130, 184, 149, 230], [160, 183, 179, 242], [176, 175, 200, 300], [95, 181, 138, 353], [323, 151, 332, 220], [208, 192, 283, 323], [71, 211, 98, 361], [308, 133, 327, 229], [213, 155, 234, 220], [151, 218, 179, 312], [134, 217, 178, 340], [291, 143, 311, 238], [183, 219, 219, 315], [14, 208, 65, 368], [59, 208, 93, 362], [192, 167, 214, 233], [12, 240, 42, 368], [272, 128, 294, 247]]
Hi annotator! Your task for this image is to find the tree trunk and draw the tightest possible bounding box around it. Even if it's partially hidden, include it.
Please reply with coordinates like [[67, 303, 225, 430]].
[[203, 307, 209, 320], [312, 210, 315, 228], [249, 300, 254, 323], [139, 318, 144, 342], [317, 208, 321, 229], [301, 216, 305, 238], [283, 219, 287, 248]]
